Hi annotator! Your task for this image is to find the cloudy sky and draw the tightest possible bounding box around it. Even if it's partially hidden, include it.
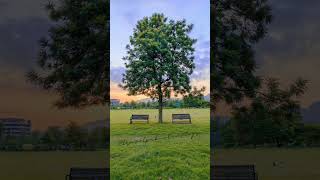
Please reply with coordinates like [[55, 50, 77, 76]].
[[255, 0, 320, 108], [0, 0, 107, 130], [110, 0, 210, 102], [217, 0, 320, 115]]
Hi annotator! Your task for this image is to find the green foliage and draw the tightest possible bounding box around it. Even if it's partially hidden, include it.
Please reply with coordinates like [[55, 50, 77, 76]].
[[41, 127, 64, 150], [64, 121, 86, 148], [27, 0, 110, 108], [0, 123, 3, 140], [296, 125, 320, 146], [183, 86, 209, 108], [121, 13, 196, 122], [212, 0, 273, 108], [222, 78, 308, 147], [87, 127, 108, 149], [220, 121, 236, 147], [111, 98, 209, 109], [0, 121, 108, 151]]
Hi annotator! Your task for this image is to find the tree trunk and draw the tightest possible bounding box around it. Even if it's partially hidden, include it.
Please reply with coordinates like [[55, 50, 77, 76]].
[[158, 93, 163, 123]]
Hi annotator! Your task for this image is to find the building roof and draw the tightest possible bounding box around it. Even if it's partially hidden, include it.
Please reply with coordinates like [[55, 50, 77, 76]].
[[0, 118, 31, 125]]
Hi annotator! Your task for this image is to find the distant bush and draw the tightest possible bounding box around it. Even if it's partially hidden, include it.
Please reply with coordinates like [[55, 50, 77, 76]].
[[111, 99, 209, 110], [0, 121, 108, 151], [22, 144, 34, 151]]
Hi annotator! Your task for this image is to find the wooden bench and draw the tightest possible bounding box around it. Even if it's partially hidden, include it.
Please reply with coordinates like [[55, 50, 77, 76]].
[[65, 168, 109, 180], [172, 114, 191, 124], [211, 165, 258, 180], [130, 114, 149, 124]]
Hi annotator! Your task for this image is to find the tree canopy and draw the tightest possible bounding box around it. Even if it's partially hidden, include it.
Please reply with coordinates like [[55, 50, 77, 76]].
[[121, 13, 196, 123], [223, 78, 308, 147], [183, 86, 208, 108], [211, 0, 273, 109], [27, 0, 110, 108]]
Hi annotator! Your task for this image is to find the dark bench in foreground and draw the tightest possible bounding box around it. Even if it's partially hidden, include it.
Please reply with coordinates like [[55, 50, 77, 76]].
[[130, 114, 149, 124], [65, 168, 109, 180], [211, 165, 258, 180], [172, 114, 191, 124]]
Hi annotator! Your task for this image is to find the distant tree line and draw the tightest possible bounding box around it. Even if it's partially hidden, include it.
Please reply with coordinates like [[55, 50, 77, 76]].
[[112, 87, 209, 109], [0, 121, 108, 151], [220, 121, 320, 148], [217, 78, 320, 148], [112, 99, 209, 109]]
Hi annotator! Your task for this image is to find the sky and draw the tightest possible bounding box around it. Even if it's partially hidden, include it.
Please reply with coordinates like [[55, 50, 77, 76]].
[[1, 0, 320, 129], [110, 0, 210, 102], [216, 0, 320, 115], [255, 0, 320, 108]]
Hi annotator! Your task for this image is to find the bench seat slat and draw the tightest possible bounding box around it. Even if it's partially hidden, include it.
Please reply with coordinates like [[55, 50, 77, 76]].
[[211, 165, 257, 180], [67, 168, 109, 180], [130, 114, 149, 124], [172, 114, 191, 124]]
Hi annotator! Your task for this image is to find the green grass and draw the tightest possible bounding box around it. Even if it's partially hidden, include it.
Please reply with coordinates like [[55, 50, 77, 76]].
[[214, 148, 320, 180], [110, 108, 210, 180], [0, 151, 107, 180]]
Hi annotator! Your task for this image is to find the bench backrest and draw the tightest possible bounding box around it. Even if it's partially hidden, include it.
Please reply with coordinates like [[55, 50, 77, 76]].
[[212, 165, 257, 179], [172, 114, 191, 120], [69, 168, 109, 179], [131, 115, 149, 120]]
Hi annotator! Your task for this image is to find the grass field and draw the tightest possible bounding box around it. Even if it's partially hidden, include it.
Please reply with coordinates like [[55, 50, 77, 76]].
[[110, 108, 210, 180], [0, 151, 107, 180], [214, 148, 320, 180]]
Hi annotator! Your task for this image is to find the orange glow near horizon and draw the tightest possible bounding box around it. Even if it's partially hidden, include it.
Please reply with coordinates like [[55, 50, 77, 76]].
[[110, 80, 210, 102], [110, 81, 148, 102]]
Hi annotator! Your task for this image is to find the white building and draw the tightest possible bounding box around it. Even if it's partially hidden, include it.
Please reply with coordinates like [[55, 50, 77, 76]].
[[111, 99, 120, 106], [0, 118, 31, 137]]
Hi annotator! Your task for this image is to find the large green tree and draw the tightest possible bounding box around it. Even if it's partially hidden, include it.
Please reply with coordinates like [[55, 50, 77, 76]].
[[211, 0, 272, 109], [121, 13, 196, 123], [27, 0, 109, 108]]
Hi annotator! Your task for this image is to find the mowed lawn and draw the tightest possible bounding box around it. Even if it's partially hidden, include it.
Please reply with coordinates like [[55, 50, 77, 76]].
[[110, 108, 210, 180], [0, 151, 108, 180], [214, 148, 320, 180]]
